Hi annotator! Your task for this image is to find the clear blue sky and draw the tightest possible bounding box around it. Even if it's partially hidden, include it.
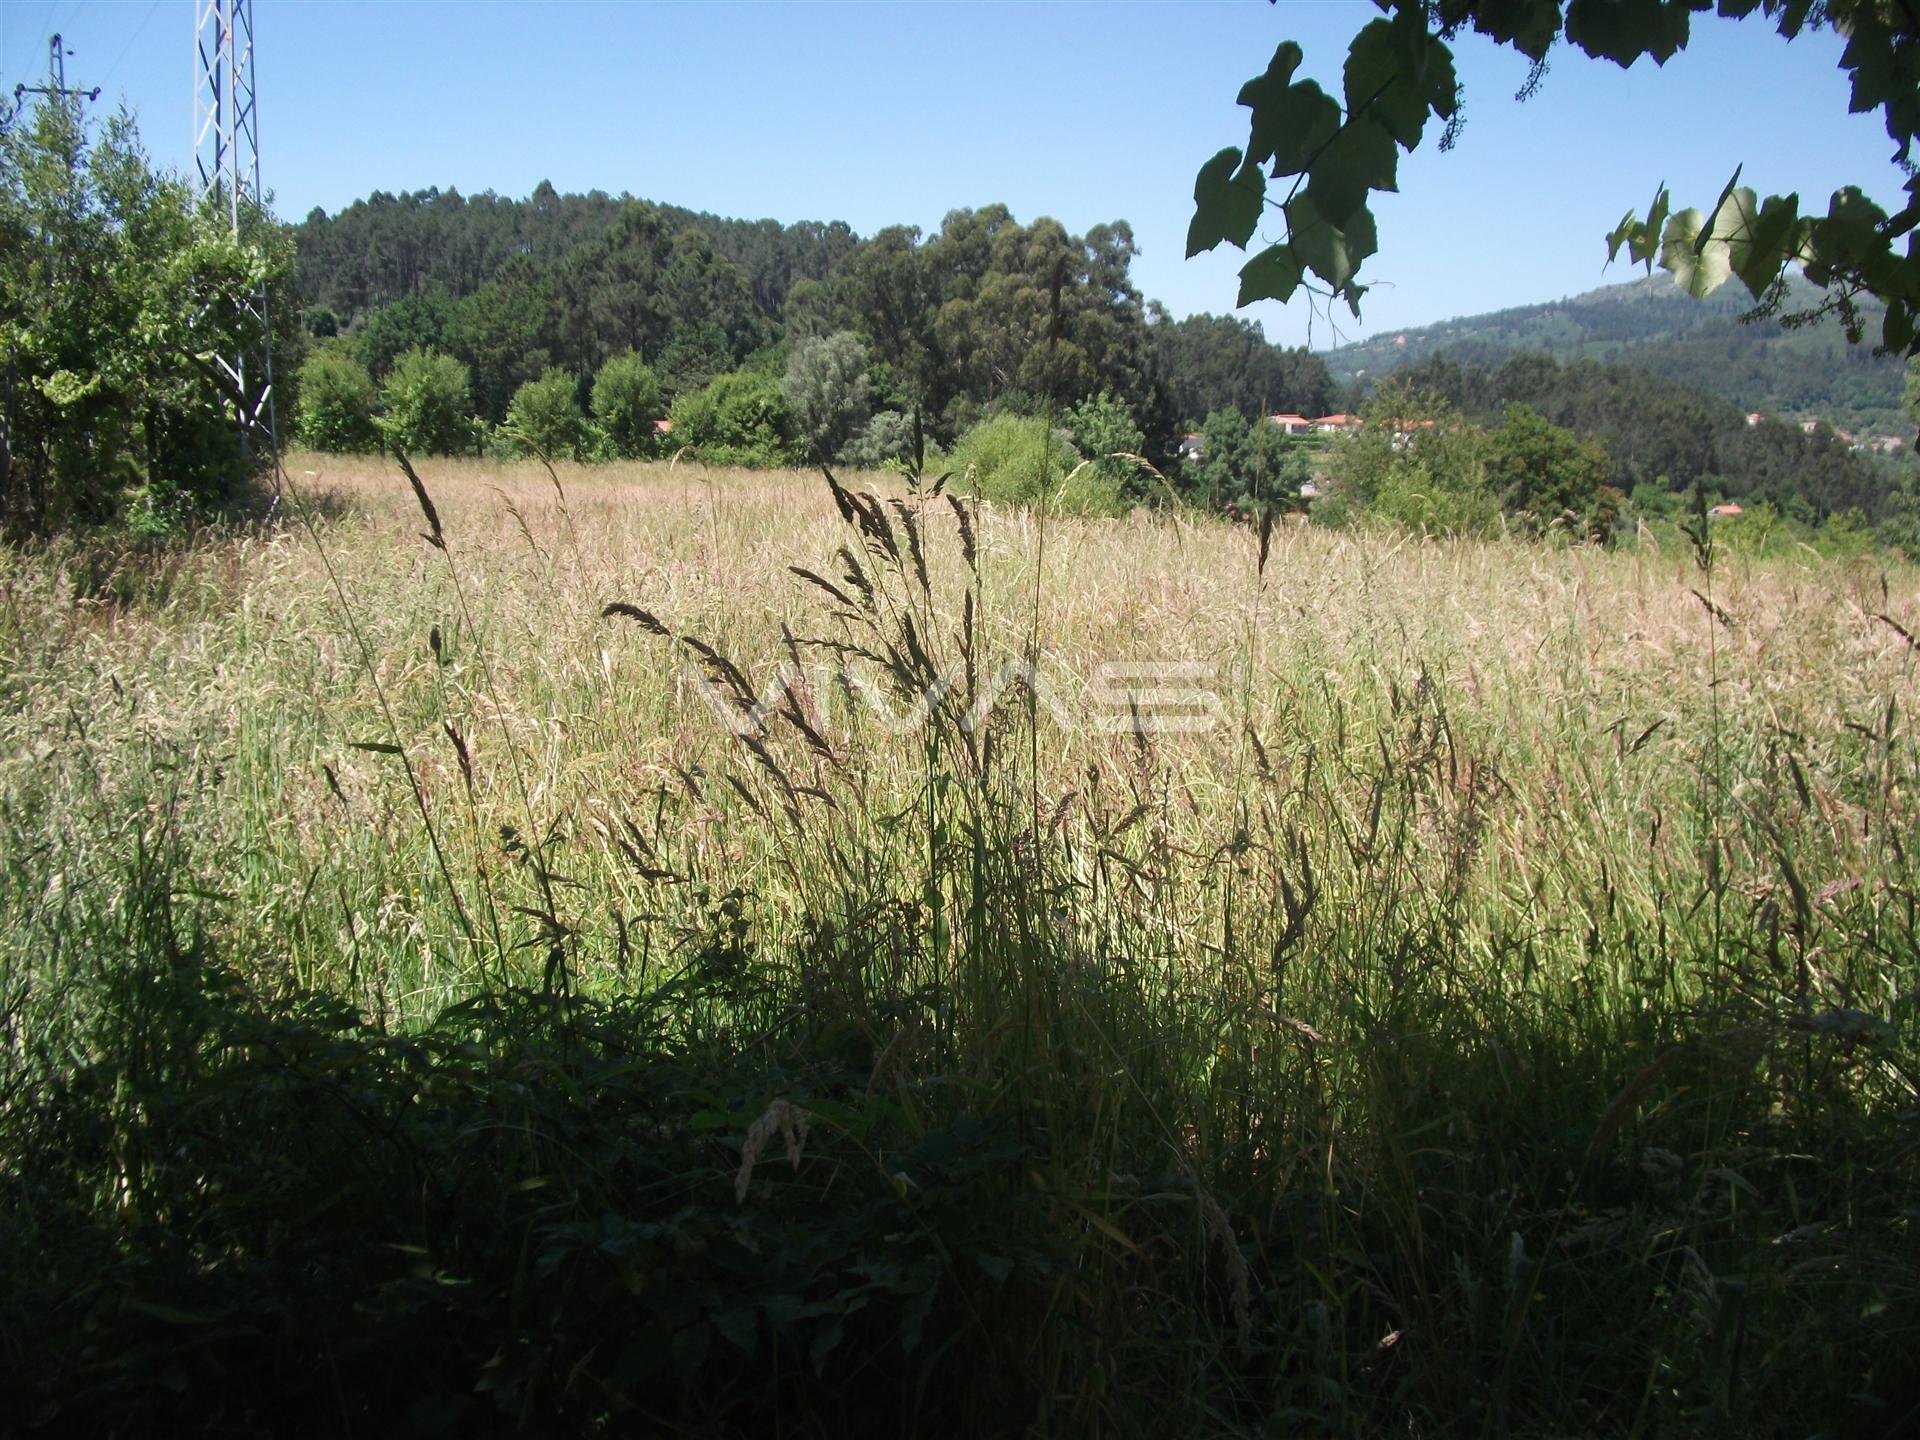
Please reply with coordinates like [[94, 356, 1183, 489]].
[[5, 1, 1909, 349]]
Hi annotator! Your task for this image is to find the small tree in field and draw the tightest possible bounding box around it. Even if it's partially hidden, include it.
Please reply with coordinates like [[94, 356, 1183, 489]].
[[294, 348, 381, 453], [1325, 384, 1498, 537], [1064, 390, 1146, 499], [590, 352, 663, 459], [1182, 408, 1309, 512], [1482, 402, 1617, 539], [840, 410, 917, 470], [380, 349, 474, 457], [781, 331, 871, 462], [503, 369, 589, 460]]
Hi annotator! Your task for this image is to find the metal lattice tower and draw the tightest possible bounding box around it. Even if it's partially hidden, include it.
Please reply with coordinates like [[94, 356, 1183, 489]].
[[193, 0, 280, 484]]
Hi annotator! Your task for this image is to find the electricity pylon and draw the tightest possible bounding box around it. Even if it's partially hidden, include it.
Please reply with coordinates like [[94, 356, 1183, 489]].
[[193, 0, 281, 488]]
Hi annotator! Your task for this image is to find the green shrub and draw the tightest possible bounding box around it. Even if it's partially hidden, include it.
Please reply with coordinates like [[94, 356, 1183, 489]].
[[668, 368, 798, 468], [590, 352, 664, 459], [0, 98, 291, 535], [1329, 384, 1498, 537], [1483, 403, 1615, 538], [379, 348, 475, 457], [1180, 409, 1313, 512], [839, 410, 917, 470], [1063, 390, 1146, 499], [951, 414, 1119, 516], [503, 369, 590, 461], [1367, 457, 1503, 537], [294, 347, 381, 453]]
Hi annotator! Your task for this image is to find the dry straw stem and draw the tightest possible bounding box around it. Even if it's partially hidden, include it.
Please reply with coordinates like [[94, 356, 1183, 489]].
[[1192, 1177, 1253, 1358], [736, 1098, 812, 1204]]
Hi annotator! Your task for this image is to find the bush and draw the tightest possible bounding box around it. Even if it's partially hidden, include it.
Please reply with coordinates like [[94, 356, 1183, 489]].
[[590, 352, 664, 459], [1179, 409, 1312, 512], [1482, 403, 1616, 539], [379, 348, 475, 457], [503, 369, 590, 461], [294, 348, 381, 453], [951, 414, 1120, 516], [1329, 384, 1499, 537], [781, 331, 872, 462], [668, 368, 798, 468], [1367, 457, 1503, 537], [0, 98, 292, 535], [844, 410, 940, 474], [1063, 391, 1146, 499]]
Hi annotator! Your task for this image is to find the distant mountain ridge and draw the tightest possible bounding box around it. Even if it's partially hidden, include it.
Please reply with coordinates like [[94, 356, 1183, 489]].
[[1322, 274, 1910, 441]]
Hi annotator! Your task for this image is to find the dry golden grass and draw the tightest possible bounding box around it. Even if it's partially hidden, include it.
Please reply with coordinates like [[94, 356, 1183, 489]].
[[4, 449, 1916, 1017]]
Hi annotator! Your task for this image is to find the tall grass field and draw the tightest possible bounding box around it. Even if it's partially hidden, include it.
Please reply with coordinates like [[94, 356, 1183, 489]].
[[2, 452, 1916, 1435]]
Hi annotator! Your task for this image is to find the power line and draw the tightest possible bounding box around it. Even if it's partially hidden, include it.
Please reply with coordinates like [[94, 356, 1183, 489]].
[[100, 0, 165, 93]]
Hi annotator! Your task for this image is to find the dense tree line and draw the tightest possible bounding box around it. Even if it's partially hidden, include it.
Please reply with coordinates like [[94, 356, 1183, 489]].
[[1394, 352, 1893, 523], [295, 184, 859, 329], [290, 185, 1336, 459], [288, 182, 1901, 535], [1146, 307, 1338, 430]]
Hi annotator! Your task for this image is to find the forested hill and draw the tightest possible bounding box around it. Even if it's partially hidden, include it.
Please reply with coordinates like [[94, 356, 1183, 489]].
[[295, 183, 861, 326], [290, 184, 1336, 442], [1322, 273, 1911, 440]]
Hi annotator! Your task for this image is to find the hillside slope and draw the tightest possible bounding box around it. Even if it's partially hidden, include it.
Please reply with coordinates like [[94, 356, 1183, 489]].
[[1323, 274, 1910, 440]]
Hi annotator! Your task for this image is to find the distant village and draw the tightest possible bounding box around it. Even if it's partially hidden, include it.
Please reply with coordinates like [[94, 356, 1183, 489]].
[[1178, 404, 1909, 518], [1179, 408, 1907, 459], [1742, 409, 1908, 457]]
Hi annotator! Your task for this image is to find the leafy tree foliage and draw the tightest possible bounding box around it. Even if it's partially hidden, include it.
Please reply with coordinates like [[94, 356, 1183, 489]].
[[839, 410, 918, 470], [950, 414, 1118, 516], [356, 290, 452, 382], [503, 369, 591, 461], [1064, 390, 1146, 498], [852, 210, 1168, 442], [668, 368, 798, 469], [1146, 306, 1334, 425], [590, 351, 664, 459], [1183, 409, 1313, 511], [1192, 2, 1920, 357], [299, 192, 1244, 464], [781, 331, 872, 461], [0, 96, 292, 535], [1400, 351, 1888, 520], [379, 348, 474, 456], [445, 257, 556, 423], [1320, 385, 1499, 537], [295, 185, 854, 331], [294, 347, 381, 453], [1481, 403, 1618, 538]]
